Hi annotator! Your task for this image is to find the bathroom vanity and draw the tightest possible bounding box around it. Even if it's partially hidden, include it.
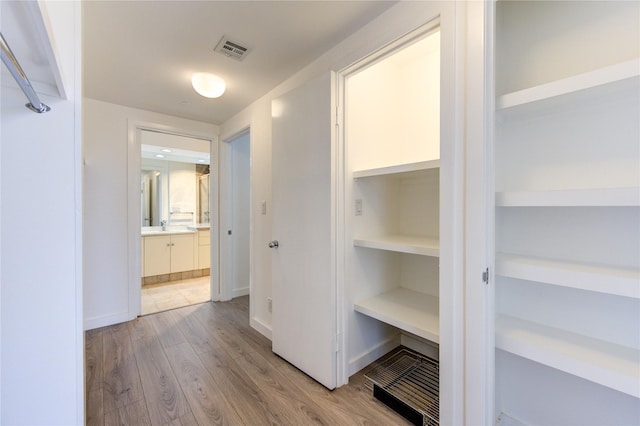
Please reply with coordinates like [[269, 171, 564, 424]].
[[141, 225, 210, 284]]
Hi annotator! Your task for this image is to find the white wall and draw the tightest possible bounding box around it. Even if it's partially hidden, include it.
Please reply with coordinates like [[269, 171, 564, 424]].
[[168, 161, 197, 224], [83, 98, 218, 329], [0, 1, 83, 424], [220, 1, 457, 348]]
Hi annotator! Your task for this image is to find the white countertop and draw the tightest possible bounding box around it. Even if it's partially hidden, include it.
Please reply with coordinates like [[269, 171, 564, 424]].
[[141, 226, 196, 236]]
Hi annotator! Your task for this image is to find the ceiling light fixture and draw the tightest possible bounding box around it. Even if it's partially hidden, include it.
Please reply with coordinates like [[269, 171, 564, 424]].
[[161, 149, 172, 153], [192, 72, 226, 98]]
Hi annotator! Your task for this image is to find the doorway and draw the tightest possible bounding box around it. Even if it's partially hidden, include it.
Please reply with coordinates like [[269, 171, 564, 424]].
[[128, 124, 218, 317], [221, 129, 251, 304]]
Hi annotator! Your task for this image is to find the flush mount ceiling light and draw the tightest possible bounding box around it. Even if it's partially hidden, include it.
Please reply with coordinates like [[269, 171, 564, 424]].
[[192, 72, 226, 98]]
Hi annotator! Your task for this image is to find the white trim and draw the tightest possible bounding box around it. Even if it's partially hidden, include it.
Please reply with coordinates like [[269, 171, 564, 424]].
[[72, 0, 84, 422], [84, 311, 131, 331], [127, 120, 218, 317], [348, 334, 401, 376], [28, 1, 67, 98], [232, 287, 250, 298], [463, 1, 495, 425], [250, 316, 272, 340], [220, 127, 252, 303], [439, 4, 465, 425]]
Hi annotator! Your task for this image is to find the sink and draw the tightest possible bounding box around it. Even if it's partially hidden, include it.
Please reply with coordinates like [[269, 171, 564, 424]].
[[141, 226, 196, 236]]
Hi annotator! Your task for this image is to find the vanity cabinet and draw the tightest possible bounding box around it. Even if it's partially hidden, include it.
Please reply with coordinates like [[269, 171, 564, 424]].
[[143, 233, 195, 276], [197, 229, 210, 269]]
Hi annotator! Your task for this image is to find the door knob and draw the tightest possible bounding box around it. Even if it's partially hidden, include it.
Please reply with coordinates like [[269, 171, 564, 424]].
[[268, 240, 279, 249]]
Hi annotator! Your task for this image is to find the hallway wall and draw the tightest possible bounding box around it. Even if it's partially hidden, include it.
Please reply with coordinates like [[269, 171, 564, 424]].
[[0, 1, 83, 423], [83, 98, 218, 329]]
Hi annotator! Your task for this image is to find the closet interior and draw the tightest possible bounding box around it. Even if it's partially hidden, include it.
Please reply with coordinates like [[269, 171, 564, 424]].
[[493, 2, 640, 425], [345, 25, 443, 425]]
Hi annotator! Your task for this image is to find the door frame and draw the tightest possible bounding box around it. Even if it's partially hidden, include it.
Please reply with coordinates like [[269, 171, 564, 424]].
[[127, 120, 219, 317], [219, 127, 252, 303]]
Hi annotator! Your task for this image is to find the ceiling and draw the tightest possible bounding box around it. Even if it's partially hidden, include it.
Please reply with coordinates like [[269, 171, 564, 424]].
[[83, 1, 396, 125]]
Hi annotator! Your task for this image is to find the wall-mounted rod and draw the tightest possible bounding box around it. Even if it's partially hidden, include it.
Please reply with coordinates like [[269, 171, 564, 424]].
[[0, 32, 50, 113]]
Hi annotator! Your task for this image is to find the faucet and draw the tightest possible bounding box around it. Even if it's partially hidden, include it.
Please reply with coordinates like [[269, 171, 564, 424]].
[[160, 220, 167, 231]]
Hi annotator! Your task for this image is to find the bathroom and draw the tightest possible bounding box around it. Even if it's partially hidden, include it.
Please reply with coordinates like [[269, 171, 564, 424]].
[[139, 129, 212, 314]]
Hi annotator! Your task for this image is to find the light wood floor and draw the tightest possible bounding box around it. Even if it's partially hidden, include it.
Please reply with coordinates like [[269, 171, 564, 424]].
[[85, 296, 409, 425]]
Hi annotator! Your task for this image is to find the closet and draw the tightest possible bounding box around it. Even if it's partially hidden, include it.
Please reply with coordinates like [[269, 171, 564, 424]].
[[343, 22, 448, 425], [493, 2, 640, 424]]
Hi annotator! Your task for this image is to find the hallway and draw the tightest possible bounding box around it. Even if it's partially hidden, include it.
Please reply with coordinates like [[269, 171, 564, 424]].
[[85, 297, 408, 425]]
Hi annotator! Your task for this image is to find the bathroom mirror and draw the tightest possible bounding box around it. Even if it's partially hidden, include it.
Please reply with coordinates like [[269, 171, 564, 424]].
[[140, 130, 211, 228]]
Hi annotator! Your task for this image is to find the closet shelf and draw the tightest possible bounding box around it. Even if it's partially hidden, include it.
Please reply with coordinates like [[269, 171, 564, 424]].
[[497, 58, 640, 112], [496, 315, 640, 398], [496, 187, 640, 207], [354, 235, 439, 257], [354, 288, 439, 343], [496, 254, 640, 299], [353, 160, 440, 179]]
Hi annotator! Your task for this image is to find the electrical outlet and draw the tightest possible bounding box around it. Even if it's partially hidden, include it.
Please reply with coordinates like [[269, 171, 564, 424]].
[[355, 199, 363, 216], [261, 200, 267, 215], [267, 297, 272, 313]]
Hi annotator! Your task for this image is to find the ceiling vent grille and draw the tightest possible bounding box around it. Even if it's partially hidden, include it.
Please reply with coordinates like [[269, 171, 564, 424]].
[[214, 36, 250, 61]]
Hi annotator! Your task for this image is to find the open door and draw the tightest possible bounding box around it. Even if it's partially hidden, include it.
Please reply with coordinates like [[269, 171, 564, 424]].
[[270, 72, 337, 389]]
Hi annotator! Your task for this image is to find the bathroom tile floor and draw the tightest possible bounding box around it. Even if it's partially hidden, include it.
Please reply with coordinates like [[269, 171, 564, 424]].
[[141, 276, 210, 315]]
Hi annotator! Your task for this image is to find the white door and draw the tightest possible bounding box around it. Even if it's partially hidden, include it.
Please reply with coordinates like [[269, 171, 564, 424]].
[[270, 72, 337, 389]]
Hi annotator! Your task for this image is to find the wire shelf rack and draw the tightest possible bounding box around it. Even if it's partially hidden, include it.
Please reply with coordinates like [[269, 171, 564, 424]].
[[364, 348, 439, 426]]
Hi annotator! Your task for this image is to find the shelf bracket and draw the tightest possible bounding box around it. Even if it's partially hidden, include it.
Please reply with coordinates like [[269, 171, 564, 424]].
[[482, 268, 489, 285]]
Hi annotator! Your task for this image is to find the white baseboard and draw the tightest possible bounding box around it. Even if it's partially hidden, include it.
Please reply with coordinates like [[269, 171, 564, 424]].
[[251, 315, 272, 340], [348, 333, 401, 376], [400, 333, 439, 359], [232, 286, 249, 298], [84, 310, 132, 330]]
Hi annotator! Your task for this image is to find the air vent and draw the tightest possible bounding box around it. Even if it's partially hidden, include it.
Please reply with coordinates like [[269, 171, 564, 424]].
[[214, 36, 250, 61]]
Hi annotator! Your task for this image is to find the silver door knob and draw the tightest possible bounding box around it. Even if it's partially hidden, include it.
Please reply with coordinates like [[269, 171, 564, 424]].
[[268, 240, 279, 248]]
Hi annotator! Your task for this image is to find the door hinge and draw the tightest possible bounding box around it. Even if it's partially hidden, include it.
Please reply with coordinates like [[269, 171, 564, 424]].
[[482, 268, 489, 285]]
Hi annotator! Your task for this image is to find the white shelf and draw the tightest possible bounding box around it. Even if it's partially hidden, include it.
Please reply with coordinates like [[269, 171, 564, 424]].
[[354, 287, 439, 343], [354, 235, 439, 257], [497, 59, 640, 112], [496, 187, 640, 207], [496, 315, 640, 398], [353, 160, 440, 179], [496, 254, 640, 299]]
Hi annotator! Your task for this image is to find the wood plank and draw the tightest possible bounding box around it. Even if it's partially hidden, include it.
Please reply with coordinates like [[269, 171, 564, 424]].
[[169, 305, 222, 355], [190, 302, 267, 362], [198, 348, 289, 425], [102, 322, 145, 413], [164, 342, 243, 425], [104, 400, 151, 426], [85, 328, 103, 393], [85, 328, 104, 425], [168, 411, 199, 426], [87, 297, 408, 426], [128, 317, 191, 425], [86, 389, 104, 426], [278, 360, 409, 425], [149, 309, 187, 348], [233, 348, 336, 425]]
